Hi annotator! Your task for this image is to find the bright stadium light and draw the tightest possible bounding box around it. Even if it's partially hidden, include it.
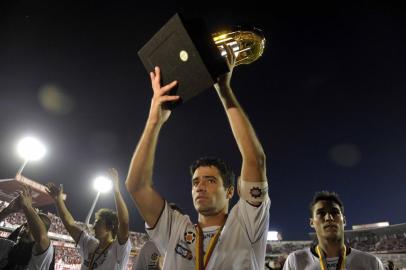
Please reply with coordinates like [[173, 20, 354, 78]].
[[16, 136, 46, 175], [267, 231, 280, 241], [85, 175, 113, 226], [93, 176, 112, 193]]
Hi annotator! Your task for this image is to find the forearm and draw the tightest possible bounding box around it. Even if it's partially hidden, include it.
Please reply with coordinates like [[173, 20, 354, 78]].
[[125, 119, 166, 227], [22, 205, 49, 249], [126, 121, 162, 192], [55, 198, 76, 227], [114, 188, 129, 243], [216, 86, 266, 180]]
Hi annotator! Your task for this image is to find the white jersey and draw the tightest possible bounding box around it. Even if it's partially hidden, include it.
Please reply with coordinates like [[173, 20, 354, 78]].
[[77, 231, 132, 270], [0, 238, 54, 270], [146, 195, 270, 270], [132, 240, 160, 270], [27, 243, 54, 270], [283, 246, 385, 270]]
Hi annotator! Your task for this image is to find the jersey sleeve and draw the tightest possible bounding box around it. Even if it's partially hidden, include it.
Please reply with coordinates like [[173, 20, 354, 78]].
[[376, 257, 385, 270], [145, 201, 189, 254], [28, 243, 54, 270], [282, 253, 296, 270], [77, 230, 98, 258], [113, 237, 132, 265], [235, 185, 271, 243]]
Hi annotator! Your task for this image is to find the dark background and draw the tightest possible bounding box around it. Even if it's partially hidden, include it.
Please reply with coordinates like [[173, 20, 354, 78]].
[[1, 1, 405, 240]]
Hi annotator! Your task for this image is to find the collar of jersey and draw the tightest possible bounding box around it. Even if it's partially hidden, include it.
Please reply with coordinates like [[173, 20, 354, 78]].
[[310, 244, 351, 258]]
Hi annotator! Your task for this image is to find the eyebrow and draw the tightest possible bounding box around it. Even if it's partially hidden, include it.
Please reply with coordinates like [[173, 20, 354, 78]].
[[316, 206, 341, 213], [192, 175, 218, 181]]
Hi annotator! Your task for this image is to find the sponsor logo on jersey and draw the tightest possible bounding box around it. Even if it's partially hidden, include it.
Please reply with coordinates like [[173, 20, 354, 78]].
[[175, 244, 193, 260]]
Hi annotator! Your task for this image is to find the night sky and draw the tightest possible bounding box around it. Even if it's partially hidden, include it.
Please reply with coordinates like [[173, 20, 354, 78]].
[[1, 2, 405, 240]]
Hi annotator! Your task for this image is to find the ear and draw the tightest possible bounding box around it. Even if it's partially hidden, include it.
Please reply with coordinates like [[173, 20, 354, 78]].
[[343, 216, 347, 227], [226, 186, 234, 200], [309, 218, 314, 228]]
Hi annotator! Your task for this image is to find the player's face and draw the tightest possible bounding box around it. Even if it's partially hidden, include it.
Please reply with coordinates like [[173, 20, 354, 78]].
[[310, 200, 346, 241], [93, 218, 109, 240], [191, 166, 230, 216]]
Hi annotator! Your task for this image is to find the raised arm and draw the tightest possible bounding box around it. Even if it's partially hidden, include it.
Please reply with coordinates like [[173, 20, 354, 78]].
[[46, 183, 82, 243], [18, 186, 50, 254], [109, 168, 129, 244], [125, 67, 179, 227], [214, 46, 267, 183]]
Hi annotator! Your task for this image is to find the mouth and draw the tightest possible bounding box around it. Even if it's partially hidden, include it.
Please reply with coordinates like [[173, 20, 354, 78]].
[[324, 224, 338, 230], [195, 196, 207, 202]]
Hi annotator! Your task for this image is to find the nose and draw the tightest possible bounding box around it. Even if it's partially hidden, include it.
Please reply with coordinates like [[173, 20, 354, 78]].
[[324, 212, 334, 221], [196, 180, 207, 192]]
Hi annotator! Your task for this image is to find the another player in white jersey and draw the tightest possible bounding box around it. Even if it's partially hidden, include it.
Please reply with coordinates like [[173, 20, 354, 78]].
[[0, 185, 54, 270], [125, 46, 270, 270], [283, 191, 384, 270], [47, 168, 132, 270], [132, 240, 161, 270]]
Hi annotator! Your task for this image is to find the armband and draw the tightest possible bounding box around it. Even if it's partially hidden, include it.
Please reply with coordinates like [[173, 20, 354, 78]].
[[240, 180, 268, 203]]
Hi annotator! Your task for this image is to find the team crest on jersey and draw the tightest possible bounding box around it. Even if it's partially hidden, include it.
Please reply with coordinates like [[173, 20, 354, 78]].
[[184, 231, 196, 244], [175, 244, 193, 260], [151, 252, 159, 262], [250, 187, 262, 198]]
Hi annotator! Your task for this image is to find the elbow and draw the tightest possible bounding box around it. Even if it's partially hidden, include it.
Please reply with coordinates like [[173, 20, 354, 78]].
[[38, 234, 50, 247], [119, 220, 130, 230], [125, 175, 147, 193], [244, 150, 266, 170], [125, 178, 135, 193], [256, 151, 266, 170]]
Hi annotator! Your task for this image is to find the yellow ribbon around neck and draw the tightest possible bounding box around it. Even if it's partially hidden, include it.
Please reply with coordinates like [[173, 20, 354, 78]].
[[316, 245, 347, 270], [88, 240, 114, 270], [195, 224, 224, 270]]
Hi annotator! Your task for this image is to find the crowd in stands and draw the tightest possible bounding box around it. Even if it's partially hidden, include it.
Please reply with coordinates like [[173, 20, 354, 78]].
[[346, 230, 406, 253], [49, 213, 70, 236], [130, 231, 150, 251], [266, 241, 312, 256], [54, 246, 82, 265]]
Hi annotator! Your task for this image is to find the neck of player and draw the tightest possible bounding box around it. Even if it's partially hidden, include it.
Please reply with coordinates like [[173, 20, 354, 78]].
[[198, 211, 227, 228], [318, 237, 345, 258], [98, 234, 113, 250]]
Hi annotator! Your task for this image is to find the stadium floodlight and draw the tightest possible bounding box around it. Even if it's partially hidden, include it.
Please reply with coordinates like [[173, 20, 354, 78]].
[[85, 175, 113, 226], [267, 231, 280, 241], [16, 136, 46, 175], [93, 176, 113, 193]]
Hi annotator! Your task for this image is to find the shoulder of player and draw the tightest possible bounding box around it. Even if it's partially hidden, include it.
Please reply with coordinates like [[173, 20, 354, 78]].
[[349, 248, 381, 261], [287, 247, 312, 261]]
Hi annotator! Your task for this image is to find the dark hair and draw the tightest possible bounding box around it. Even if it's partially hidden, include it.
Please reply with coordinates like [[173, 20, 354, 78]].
[[309, 191, 344, 217], [190, 157, 235, 189], [95, 208, 118, 238]]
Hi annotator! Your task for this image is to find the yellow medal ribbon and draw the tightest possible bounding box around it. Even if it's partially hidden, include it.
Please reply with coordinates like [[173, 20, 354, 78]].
[[195, 224, 225, 270], [316, 245, 347, 270], [88, 240, 114, 270]]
